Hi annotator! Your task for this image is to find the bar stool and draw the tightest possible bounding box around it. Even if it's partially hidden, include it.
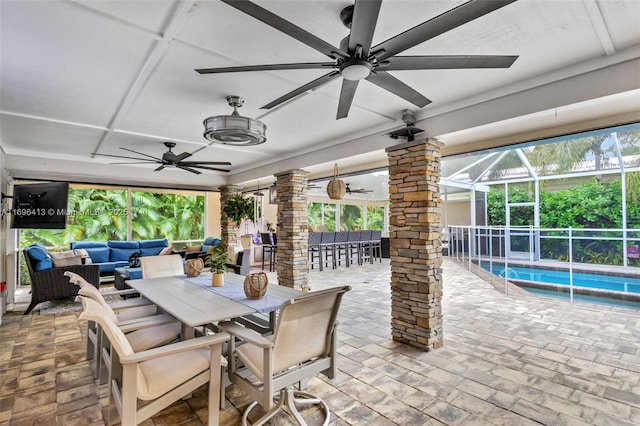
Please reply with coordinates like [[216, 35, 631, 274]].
[[261, 232, 277, 272], [359, 230, 373, 264], [308, 232, 323, 270], [319, 232, 336, 270], [346, 231, 362, 265], [370, 230, 382, 262], [333, 231, 350, 267]]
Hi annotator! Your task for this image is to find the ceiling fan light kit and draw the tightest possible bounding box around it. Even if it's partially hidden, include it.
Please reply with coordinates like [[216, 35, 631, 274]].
[[340, 59, 372, 81], [203, 95, 266, 146]]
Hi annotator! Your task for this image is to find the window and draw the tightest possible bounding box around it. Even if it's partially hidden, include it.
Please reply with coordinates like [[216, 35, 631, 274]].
[[308, 202, 336, 231], [340, 204, 362, 231], [19, 185, 205, 248]]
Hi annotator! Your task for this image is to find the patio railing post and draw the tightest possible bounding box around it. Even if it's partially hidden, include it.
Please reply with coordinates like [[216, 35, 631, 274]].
[[468, 226, 472, 271], [504, 225, 509, 296], [489, 226, 493, 286], [569, 226, 574, 305]]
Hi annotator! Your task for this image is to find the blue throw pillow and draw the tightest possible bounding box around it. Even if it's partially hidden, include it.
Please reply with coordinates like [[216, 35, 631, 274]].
[[202, 237, 221, 253], [203, 237, 221, 246], [26, 244, 53, 271], [86, 247, 110, 263]]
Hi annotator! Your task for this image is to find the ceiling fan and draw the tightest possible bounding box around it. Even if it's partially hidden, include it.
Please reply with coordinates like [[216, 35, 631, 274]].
[[196, 0, 518, 119], [346, 183, 373, 194], [95, 142, 232, 174]]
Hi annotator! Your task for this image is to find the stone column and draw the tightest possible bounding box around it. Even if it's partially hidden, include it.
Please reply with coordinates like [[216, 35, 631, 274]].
[[274, 169, 309, 290], [386, 138, 444, 351], [218, 185, 242, 253]]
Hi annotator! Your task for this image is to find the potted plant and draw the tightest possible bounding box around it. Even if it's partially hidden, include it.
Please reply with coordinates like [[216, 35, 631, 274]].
[[204, 245, 232, 287], [222, 193, 255, 248]]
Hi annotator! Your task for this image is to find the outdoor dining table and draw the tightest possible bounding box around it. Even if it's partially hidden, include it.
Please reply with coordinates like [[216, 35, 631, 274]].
[[126, 273, 302, 339]]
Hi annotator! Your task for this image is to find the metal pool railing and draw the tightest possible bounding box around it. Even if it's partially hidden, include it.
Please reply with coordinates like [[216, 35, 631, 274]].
[[447, 225, 640, 305]]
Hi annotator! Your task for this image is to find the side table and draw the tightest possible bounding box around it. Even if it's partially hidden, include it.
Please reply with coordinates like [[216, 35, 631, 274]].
[[114, 266, 143, 297]]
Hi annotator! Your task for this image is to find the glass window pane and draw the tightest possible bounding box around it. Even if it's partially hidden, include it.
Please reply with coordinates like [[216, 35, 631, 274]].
[[340, 204, 362, 231], [131, 191, 204, 241], [308, 202, 336, 231], [323, 203, 336, 231], [366, 206, 385, 230]]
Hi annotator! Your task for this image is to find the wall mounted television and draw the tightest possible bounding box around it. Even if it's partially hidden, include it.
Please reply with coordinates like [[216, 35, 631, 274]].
[[10, 181, 70, 229]]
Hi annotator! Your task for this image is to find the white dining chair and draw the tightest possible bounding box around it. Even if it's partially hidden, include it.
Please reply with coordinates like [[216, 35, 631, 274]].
[[66, 271, 178, 384], [78, 296, 228, 425], [219, 285, 351, 426], [140, 254, 184, 278]]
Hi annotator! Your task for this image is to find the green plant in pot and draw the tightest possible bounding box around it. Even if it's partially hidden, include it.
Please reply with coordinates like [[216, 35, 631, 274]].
[[222, 193, 254, 227], [205, 245, 232, 287], [222, 192, 255, 248]]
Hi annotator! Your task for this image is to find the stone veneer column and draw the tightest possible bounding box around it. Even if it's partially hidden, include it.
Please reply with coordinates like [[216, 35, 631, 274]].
[[218, 185, 242, 252], [386, 138, 444, 351], [274, 169, 309, 290]]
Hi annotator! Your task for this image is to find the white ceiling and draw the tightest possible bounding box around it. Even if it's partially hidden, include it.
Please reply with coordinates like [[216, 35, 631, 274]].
[[1, 0, 639, 192]]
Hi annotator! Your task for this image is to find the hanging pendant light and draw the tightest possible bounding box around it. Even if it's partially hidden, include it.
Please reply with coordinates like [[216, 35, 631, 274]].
[[326, 163, 346, 200]]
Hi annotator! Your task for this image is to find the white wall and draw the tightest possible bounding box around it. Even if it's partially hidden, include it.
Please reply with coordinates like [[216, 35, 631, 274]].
[[0, 148, 8, 316]]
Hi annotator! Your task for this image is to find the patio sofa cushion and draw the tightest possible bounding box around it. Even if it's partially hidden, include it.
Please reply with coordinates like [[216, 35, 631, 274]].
[[26, 244, 53, 271], [50, 250, 83, 268], [71, 241, 110, 263], [108, 240, 140, 262], [71, 239, 170, 276], [139, 238, 169, 256], [202, 237, 221, 253]]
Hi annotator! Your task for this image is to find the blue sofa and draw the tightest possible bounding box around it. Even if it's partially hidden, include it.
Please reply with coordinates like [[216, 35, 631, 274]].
[[70, 238, 169, 275]]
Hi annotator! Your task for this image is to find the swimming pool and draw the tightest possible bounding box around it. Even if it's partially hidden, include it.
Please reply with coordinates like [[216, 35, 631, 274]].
[[480, 263, 640, 294], [520, 286, 640, 310]]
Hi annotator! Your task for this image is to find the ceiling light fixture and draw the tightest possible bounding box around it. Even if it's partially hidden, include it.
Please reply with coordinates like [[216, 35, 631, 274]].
[[203, 95, 266, 146], [339, 59, 372, 81]]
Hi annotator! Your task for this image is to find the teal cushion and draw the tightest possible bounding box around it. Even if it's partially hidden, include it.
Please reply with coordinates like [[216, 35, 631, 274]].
[[87, 247, 110, 263], [110, 248, 139, 262], [202, 237, 221, 253], [71, 241, 109, 263], [26, 244, 53, 271]]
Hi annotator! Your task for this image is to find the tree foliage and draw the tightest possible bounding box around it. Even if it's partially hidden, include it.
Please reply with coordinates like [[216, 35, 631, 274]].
[[20, 188, 205, 247], [487, 180, 638, 229], [487, 179, 640, 266]]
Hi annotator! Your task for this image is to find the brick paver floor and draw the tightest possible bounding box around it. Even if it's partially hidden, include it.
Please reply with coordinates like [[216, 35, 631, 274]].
[[1, 258, 639, 425]]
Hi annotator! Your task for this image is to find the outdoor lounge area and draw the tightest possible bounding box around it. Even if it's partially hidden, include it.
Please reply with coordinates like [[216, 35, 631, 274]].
[[2, 258, 640, 425], [1, 1, 640, 425]]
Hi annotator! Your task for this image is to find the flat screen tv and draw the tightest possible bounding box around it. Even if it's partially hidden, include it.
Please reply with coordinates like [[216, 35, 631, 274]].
[[10, 181, 70, 229]]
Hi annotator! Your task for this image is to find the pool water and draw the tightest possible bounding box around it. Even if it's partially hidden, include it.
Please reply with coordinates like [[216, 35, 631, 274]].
[[520, 286, 640, 310], [480, 263, 640, 294]]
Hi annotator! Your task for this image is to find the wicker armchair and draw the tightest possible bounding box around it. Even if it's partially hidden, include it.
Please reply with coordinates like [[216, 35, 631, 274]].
[[23, 250, 100, 315]]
